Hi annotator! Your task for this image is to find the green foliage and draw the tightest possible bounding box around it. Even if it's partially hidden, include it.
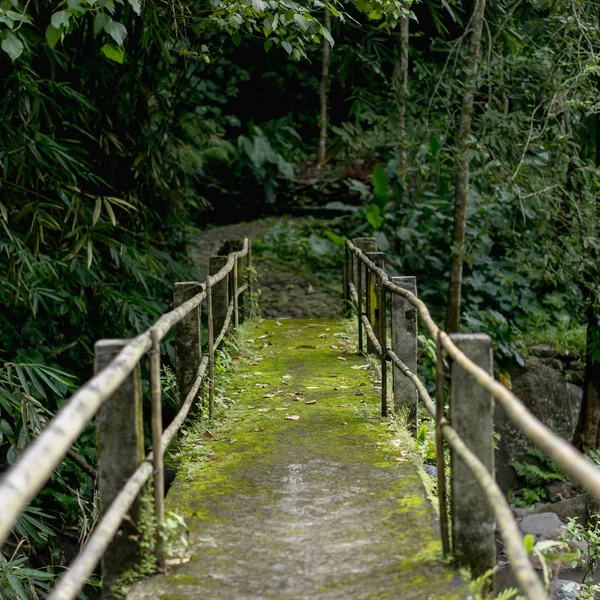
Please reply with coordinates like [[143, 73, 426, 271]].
[[509, 448, 567, 506]]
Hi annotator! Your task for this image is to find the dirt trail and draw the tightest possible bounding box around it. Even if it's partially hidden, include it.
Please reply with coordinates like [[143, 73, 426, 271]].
[[188, 218, 340, 319]]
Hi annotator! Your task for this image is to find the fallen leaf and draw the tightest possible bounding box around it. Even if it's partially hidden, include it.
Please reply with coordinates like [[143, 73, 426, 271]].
[[296, 344, 317, 349], [231, 354, 242, 359], [350, 364, 369, 370], [306, 386, 318, 390], [282, 374, 292, 379], [337, 356, 347, 361], [203, 429, 214, 439], [499, 371, 512, 390], [304, 400, 317, 405], [257, 408, 270, 412], [395, 457, 408, 463], [258, 334, 268, 339], [276, 321, 282, 326], [356, 389, 364, 396], [253, 427, 265, 432], [339, 403, 351, 407], [228, 438, 237, 443], [285, 393, 296, 397], [285, 415, 301, 421], [264, 393, 275, 398], [318, 333, 328, 338], [294, 397, 304, 402], [256, 383, 268, 388], [390, 439, 402, 447], [342, 421, 348, 425], [274, 407, 288, 411], [166, 556, 191, 567]]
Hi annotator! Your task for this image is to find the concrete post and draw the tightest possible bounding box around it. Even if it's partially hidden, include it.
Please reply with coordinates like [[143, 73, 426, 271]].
[[95, 340, 145, 600], [391, 276, 418, 432], [449, 333, 496, 577], [225, 239, 244, 326], [209, 256, 229, 343], [174, 282, 202, 408]]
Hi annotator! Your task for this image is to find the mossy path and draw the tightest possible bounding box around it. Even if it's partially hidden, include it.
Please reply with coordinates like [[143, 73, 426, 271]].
[[128, 318, 470, 600]]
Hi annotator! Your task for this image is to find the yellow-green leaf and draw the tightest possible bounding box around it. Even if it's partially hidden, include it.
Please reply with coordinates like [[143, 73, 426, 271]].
[[92, 198, 102, 225], [103, 198, 117, 226]]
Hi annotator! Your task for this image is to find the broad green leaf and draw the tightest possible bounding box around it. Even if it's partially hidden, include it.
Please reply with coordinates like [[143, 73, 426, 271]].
[[366, 204, 384, 230], [321, 26, 334, 47], [1, 32, 23, 60], [104, 20, 127, 45], [232, 32, 242, 46], [293, 13, 308, 31], [523, 534, 535, 554], [45, 24, 62, 49], [94, 12, 108, 35], [101, 43, 124, 63], [252, 0, 266, 11], [264, 38, 273, 52], [51, 11, 70, 28], [128, 0, 141, 14], [281, 40, 292, 54]]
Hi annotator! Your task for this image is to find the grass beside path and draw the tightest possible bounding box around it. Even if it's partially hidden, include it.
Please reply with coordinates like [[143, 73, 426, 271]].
[[127, 318, 469, 600]]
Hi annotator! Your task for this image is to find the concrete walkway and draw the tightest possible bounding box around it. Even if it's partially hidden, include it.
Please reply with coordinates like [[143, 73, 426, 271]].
[[128, 318, 469, 600]]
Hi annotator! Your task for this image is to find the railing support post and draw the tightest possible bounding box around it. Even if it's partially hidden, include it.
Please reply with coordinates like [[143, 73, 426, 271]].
[[209, 256, 229, 346], [343, 243, 350, 317], [247, 240, 254, 319], [390, 276, 418, 432], [174, 282, 202, 409], [365, 252, 384, 355], [449, 333, 496, 579], [94, 339, 146, 600], [352, 238, 377, 353]]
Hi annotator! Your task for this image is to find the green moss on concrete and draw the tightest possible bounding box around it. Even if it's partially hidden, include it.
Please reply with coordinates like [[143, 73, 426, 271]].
[[127, 318, 468, 600]]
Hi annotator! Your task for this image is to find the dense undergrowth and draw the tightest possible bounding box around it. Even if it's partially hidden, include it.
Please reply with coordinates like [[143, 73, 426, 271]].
[[2, 0, 600, 597]]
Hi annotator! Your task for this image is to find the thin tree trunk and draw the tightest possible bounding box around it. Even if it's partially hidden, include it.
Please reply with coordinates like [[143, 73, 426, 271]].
[[317, 10, 331, 168], [445, 0, 487, 333], [397, 10, 409, 188], [573, 111, 600, 452]]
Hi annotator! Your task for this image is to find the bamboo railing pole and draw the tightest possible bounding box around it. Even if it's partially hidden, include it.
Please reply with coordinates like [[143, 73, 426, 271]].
[[207, 283, 215, 419], [149, 330, 165, 571]]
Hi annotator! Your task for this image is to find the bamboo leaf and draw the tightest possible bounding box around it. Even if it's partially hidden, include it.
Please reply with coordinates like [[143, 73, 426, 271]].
[[87, 239, 93, 269], [92, 198, 102, 225], [103, 198, 117, 226]]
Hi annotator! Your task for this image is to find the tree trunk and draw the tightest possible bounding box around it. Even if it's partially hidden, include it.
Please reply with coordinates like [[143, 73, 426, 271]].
[[397, 10, 409, 188], [572, 111, 600, 452], [445, 0, 486, 333], [317, 10, 331, 168]]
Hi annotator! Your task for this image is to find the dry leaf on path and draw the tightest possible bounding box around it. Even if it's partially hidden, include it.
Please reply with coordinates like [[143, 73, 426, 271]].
[[395, 458, 408, 463], [285, 415, 300, 421], [276, 321, 282, 326], [337, 356, 347, 361], [318, 333, 328, 338], [256, 383, 268, 388], [294, 397, 304, 402], [203, 429, 214, 439], [339, 403, 351, 407], [304, 400, 317, 405], [306, 386, 318, 390], [350, 365, 369, 370], [274, 407, 288, 411], [264, 393, 275, 398], [253, 427, 265, 432], [282, 374, 292, 379]]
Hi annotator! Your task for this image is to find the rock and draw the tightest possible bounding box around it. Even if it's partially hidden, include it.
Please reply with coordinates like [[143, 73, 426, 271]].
[[546, 481, 580, 503], [518, 512, 564, 537], [553, 580, 581, 600], [532, 493, 589, 524], [423, 464, 438, 478], [495, 357, 582, 492], [528, 344, 556, 358]]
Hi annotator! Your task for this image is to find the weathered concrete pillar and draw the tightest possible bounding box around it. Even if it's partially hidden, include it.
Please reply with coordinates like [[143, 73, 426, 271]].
[[365, 252, 384, 354], [391, 276, 418, 432], [174, 282, 202, 408], [449, 333, 496, 577], [209, 256, 229, 344], [95, 340, 145, 600]]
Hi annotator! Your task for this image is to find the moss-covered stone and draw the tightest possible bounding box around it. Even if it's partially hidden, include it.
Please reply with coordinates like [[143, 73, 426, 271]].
[[127, 318, 470, 600]]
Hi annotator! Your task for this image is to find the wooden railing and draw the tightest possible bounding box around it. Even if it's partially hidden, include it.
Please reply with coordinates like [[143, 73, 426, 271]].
[[344, 236, 600, 600], [0, 238, 253, 600]]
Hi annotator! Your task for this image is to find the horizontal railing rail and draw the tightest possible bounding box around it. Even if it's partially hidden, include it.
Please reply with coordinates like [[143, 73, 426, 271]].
[[0, 238, 253, 600], [344, 236, 600, 600]]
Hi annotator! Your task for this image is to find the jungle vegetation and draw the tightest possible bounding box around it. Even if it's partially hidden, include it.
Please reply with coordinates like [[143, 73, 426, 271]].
[[2, 0, 600, 595]]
